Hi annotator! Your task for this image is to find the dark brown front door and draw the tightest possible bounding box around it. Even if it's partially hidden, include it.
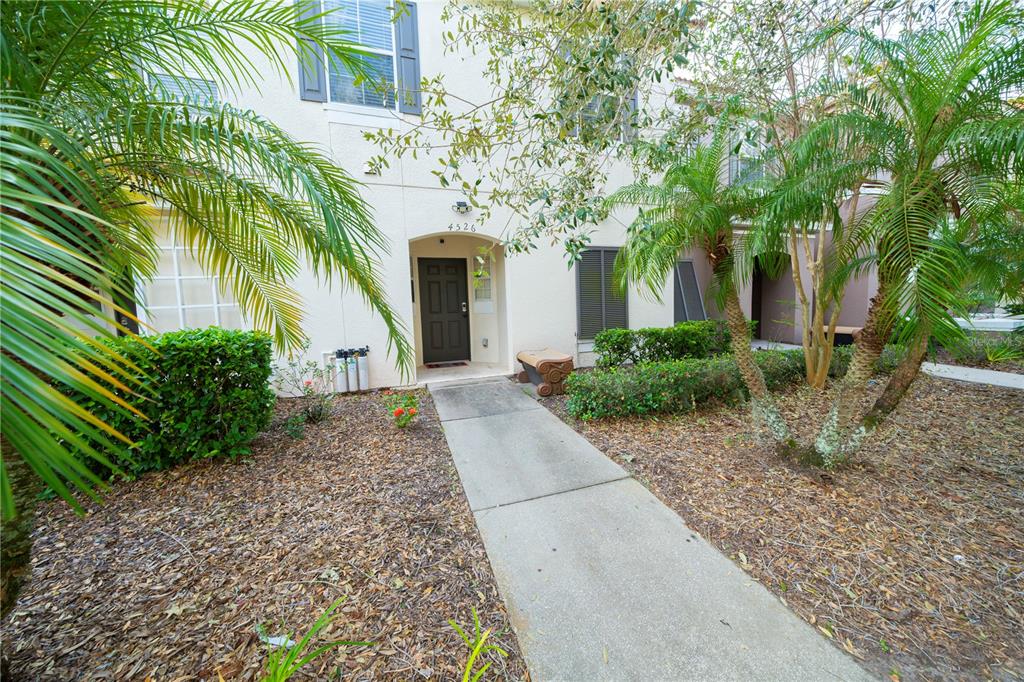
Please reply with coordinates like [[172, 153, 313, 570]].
[[419, 258, 470, 363]]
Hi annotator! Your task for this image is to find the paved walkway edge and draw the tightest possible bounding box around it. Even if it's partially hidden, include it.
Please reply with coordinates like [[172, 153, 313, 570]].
[[431, 378, 876, 682], [751, 342, 1023, 390]]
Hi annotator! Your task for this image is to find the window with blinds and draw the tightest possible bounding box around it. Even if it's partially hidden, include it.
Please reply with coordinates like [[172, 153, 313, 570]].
[[577, 248, 628, 340], [673, 260, 706, 322], [324, 0, 396, 108], [728, 139, 764, 185], [149, 73, 219, 104]]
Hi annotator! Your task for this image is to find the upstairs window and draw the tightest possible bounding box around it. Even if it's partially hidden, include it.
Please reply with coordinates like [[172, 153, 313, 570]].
[[577, 248, 628, 340], [149, 73, 219, 105], [570, 93, 638, 142], [324, 0, 396, 108], [729, 140, 763, 184]]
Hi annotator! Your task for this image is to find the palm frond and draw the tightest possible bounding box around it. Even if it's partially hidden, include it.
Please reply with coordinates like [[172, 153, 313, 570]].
[[0, 105, 147, 518]]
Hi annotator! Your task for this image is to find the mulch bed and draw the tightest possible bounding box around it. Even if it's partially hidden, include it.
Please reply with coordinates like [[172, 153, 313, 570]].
[[544, 375, 1024, 681], [1, 391, 527, 681]]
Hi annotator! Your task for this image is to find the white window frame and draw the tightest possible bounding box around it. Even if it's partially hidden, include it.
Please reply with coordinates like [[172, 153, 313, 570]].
[[139, 231, 243, 333], [323, 0, 399, 113], [729, 139, 764, 185]]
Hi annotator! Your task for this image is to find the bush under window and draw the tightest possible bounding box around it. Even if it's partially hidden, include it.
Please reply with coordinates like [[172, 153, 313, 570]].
[[70, 328, 275, 478], [593, 320, 738, 367], [567, 346, 899, 420]]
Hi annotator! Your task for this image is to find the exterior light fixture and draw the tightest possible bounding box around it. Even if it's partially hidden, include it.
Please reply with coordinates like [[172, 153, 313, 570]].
[[452, 200, 471, 215]]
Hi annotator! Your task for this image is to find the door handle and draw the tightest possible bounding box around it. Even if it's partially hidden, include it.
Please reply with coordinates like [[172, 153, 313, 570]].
[[461, 301, 468, 315]]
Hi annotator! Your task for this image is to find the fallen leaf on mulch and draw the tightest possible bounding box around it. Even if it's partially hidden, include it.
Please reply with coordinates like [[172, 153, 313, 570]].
[[545, 375, 1024, 682], [1, 391, 527, 681]]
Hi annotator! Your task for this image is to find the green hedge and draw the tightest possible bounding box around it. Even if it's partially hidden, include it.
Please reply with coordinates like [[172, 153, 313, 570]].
[[72, 328, 276, 478], [593, 320, 738, 367], [566, 345, 900, 420]]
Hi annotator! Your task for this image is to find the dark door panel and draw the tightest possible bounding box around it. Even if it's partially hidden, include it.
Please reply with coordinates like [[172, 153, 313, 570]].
[[419, 258, 470, 363]]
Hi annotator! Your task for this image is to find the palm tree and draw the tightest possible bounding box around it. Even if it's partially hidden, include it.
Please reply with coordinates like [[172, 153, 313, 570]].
[[802, 0, 1024, 463], [606, 112, 796, 444], [1, 0, 413, 521]]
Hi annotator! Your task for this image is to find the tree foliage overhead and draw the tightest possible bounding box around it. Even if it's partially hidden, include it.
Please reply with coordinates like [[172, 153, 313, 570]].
[[1, 0, 412, 518], [376, 0, 1023, 466], [368, 0, 695, 258]]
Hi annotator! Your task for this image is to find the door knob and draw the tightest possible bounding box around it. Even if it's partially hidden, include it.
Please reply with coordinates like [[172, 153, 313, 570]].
[[461, 301, 468, 313]]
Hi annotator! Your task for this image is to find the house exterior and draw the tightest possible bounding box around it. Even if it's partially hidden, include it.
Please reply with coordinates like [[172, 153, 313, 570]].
[[140, 0, 879, 389]]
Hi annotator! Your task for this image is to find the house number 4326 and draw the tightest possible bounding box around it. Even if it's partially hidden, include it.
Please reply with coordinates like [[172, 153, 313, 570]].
[[447, 222, 476, 232]]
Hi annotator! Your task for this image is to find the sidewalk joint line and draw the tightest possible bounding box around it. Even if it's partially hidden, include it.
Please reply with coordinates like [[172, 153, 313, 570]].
[[471, 475, 633, 513], [439, 405, 543, 424]]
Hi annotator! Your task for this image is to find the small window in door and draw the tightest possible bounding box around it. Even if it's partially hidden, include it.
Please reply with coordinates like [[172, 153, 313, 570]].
[[673, 261, 706, 322], [472, 253, 493, 313]]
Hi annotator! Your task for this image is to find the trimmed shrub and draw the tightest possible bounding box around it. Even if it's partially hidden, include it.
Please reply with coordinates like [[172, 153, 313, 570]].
[[567, 350, 804, 420], [71, 328, 275, 478], [593, 320, 736, 367], [566, 347, 901, 420]]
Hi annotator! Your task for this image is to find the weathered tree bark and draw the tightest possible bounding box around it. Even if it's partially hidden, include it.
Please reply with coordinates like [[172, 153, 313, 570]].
[[813, 285, 890, 464], [722, 286, 796, 447], [838, 328, 930, 454], [860, 329, 933, 430]]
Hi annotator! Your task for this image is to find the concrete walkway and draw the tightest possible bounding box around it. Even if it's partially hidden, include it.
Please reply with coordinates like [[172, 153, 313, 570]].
[[430, 376, 875, 681], [751, 341, 1024, 390], [920, 362, 1024, 389]]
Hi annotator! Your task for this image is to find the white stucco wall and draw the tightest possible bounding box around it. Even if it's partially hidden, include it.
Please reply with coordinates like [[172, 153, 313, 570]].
[[142, 1, 720, 387]]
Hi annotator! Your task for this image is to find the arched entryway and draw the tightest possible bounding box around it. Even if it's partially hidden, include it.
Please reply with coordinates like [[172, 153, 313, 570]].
[[409, 233, 511, 383]]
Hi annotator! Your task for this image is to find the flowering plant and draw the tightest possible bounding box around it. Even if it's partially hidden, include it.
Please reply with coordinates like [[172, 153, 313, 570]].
[[384, 392, 419, 428], [272, 342, 334, 423]]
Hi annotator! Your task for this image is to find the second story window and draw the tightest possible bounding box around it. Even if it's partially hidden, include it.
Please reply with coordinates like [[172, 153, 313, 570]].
[[324, 0, 395, 108], [149, 73, 219, 105], [729, 140, 763, 185]]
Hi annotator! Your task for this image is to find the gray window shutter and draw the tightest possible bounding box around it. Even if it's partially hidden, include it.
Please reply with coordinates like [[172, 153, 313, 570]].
[[577, 248, 628, 339], [622, 90, 639, 141], [602, 249, 628, 329], [673, 261, 706, 323], [394, 1, 421, 114], [578, 250, 605, 340], [297, 1, 327, 102]]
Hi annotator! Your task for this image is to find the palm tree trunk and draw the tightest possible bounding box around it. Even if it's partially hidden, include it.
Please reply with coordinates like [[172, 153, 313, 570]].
[[833, 328, 930, 456], [862, 331, 929, 425], [813, 286, 889, 465], [724, 286, 768, 397], [723, 286, 795, 447]]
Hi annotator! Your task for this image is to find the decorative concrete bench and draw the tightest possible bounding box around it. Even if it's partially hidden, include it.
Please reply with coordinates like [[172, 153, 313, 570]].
[[516, 348, 574, 397], [827, 325, 862, 345]]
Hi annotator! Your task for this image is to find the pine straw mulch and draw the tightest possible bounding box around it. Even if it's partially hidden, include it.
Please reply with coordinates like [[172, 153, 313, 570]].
[[1, 391, 527, 681], [544, 375, 1024, 682]]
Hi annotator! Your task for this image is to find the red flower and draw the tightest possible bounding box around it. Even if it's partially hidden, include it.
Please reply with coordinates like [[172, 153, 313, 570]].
[[303, 379, 312, 386], [408, 408, 417, 416], [393, 407, 405, 417]]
